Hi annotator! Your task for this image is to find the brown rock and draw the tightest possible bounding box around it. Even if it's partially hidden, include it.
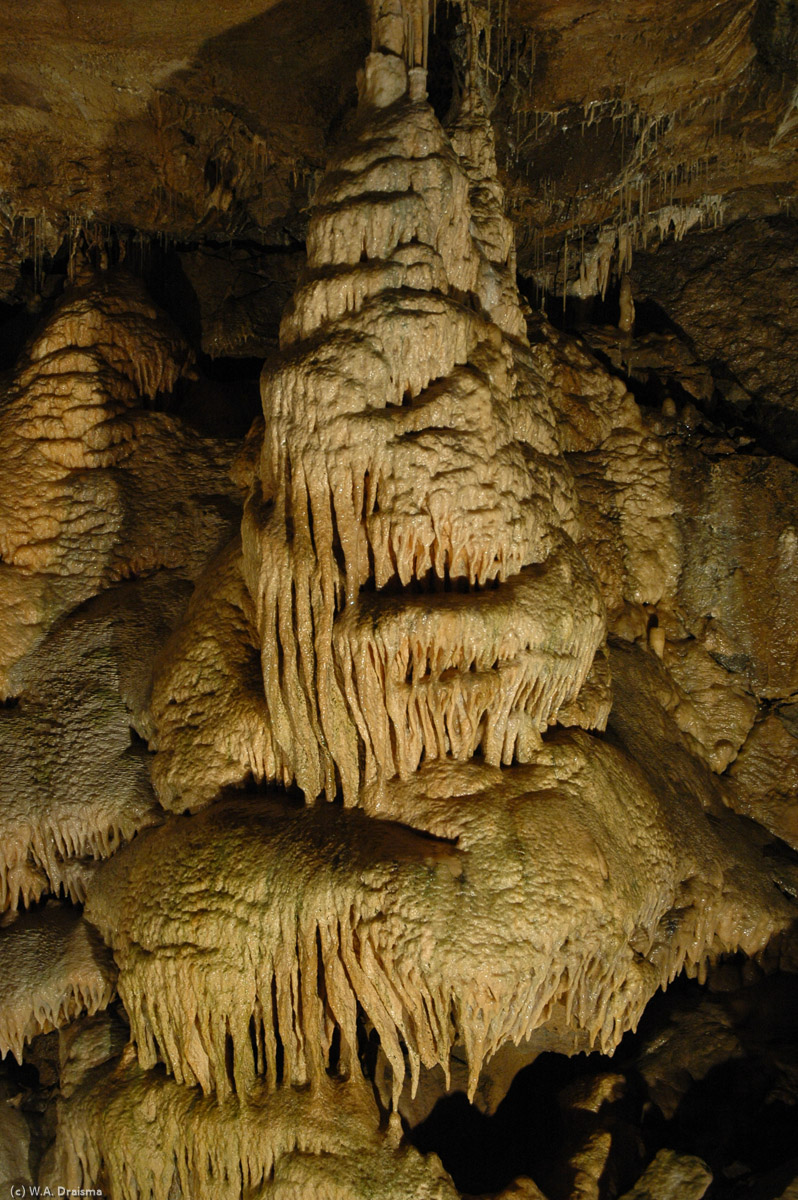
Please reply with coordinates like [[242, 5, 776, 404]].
[[619, 1148, 712, 1200], [728, 710, 798, 848]]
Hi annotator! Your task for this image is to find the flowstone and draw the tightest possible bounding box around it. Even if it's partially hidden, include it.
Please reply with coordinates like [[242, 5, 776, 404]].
[[58, 1059, 459, 1200], [6, 2, 798, 1198], [153, 5, 607, 810], [0, 904, 115, 1062], [85, 741, 793, 1107]]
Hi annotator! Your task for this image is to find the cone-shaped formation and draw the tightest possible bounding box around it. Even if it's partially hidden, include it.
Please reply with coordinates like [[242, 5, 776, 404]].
[[26, 7, 798, 1196], [86, 727, 793, 1108], [236, 43, 603, 804], [57, 1058, 459, 1200], [0, 904, 115, 1062]]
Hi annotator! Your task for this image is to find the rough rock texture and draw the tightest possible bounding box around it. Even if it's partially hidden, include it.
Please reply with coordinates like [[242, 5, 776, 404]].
[[1, 3, 797, 1198], [176, 245, 303, 360], [0, 271, 241, 685], [0, 0, 795, 290], [0, 1086, 31, 1197], [148, 538, 277, 810], [86, 723, 794, 1108], [632, 217, 798, 456], [549, 329, 798, 706], [59, 1012, 130, 1100], [0, 272, 245, 912], [0, 581, 180, 912], [728, 708, 798, 848], [0, 904, 115, 1063], [618, 1149, 712, 1200], [671, 434, 798, 700], [0, 0, 369, 248], [155, 44, 609, 810], [57, 1060, 459, 1200]]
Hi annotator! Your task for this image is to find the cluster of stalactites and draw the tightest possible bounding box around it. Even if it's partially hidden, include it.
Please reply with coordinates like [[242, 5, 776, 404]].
[[372, 0, 429, 67], [86, 771, 795, 1115], [57, 1063, 460, 1200], [0, 906, 115, 1063]]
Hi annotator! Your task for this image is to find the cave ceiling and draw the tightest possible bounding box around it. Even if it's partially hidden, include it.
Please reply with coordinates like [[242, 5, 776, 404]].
[[1, 0, 796, 280]]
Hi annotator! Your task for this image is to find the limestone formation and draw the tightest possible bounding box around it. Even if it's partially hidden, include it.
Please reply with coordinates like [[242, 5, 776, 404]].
[[86, 733, 794, 1110], [0, 272, 244, 914], [156, 35, 608, 809], [0, 270, 241, 687], [0, 1091, 30, 1199], [0, 904, 115, 1063], [617, 1149, 712, 1200], [0, 588, 166, 912], [728, 708, 798, 848], [57, 1059, 459, 1200], [632, 218, 798, 457], [0, 1, 797, 1198], [148, 538, 279, 810]]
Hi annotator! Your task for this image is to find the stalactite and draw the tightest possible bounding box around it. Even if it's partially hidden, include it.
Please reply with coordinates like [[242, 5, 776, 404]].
[[57, 1064, 459, 1200], [87, 733, 795, 1111], [232, 18, 606, 805], [12, 5, 795, 1196], [0, 905, 115, 1062]]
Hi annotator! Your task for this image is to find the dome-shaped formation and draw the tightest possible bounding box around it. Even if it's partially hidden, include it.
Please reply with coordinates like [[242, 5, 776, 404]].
[[86, 729, 793, 1112]]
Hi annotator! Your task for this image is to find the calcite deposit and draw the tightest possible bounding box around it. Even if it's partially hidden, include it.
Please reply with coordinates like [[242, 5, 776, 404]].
[[0, 273, 242, 915], [1, 1, 797, 1198], [85, 744, 793, 1108], [155, 22, 608, 807], [58, 1060, 459, 1200], [0, 905, 115, 1063]]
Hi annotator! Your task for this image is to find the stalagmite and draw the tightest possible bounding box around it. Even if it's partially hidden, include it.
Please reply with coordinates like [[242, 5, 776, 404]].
[[157, 0, 607, 808], [3, 0, 797, 1195], [617, 1149, 712, 1200], [0, 270, 241, 688]]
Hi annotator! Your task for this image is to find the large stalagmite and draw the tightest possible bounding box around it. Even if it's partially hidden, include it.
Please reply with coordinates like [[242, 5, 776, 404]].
[[241, 63, 608, 800], [5, 2, 798, 1198], [153, 2, 610, 809]]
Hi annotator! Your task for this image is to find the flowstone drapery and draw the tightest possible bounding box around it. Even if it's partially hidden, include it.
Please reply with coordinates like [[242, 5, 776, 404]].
[[2, 3, 798, 1199]]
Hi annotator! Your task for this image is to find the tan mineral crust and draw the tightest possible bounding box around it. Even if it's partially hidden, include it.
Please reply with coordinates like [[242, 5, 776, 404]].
[[58, 1059, 458, 1200], [155, 28, 609, 809], [84, 749, 793, 1103], [0, 270, 240, 683], [0, 904, 115, 1063], [0, 272, 242, 915], [1, 2, 797, 1198]]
